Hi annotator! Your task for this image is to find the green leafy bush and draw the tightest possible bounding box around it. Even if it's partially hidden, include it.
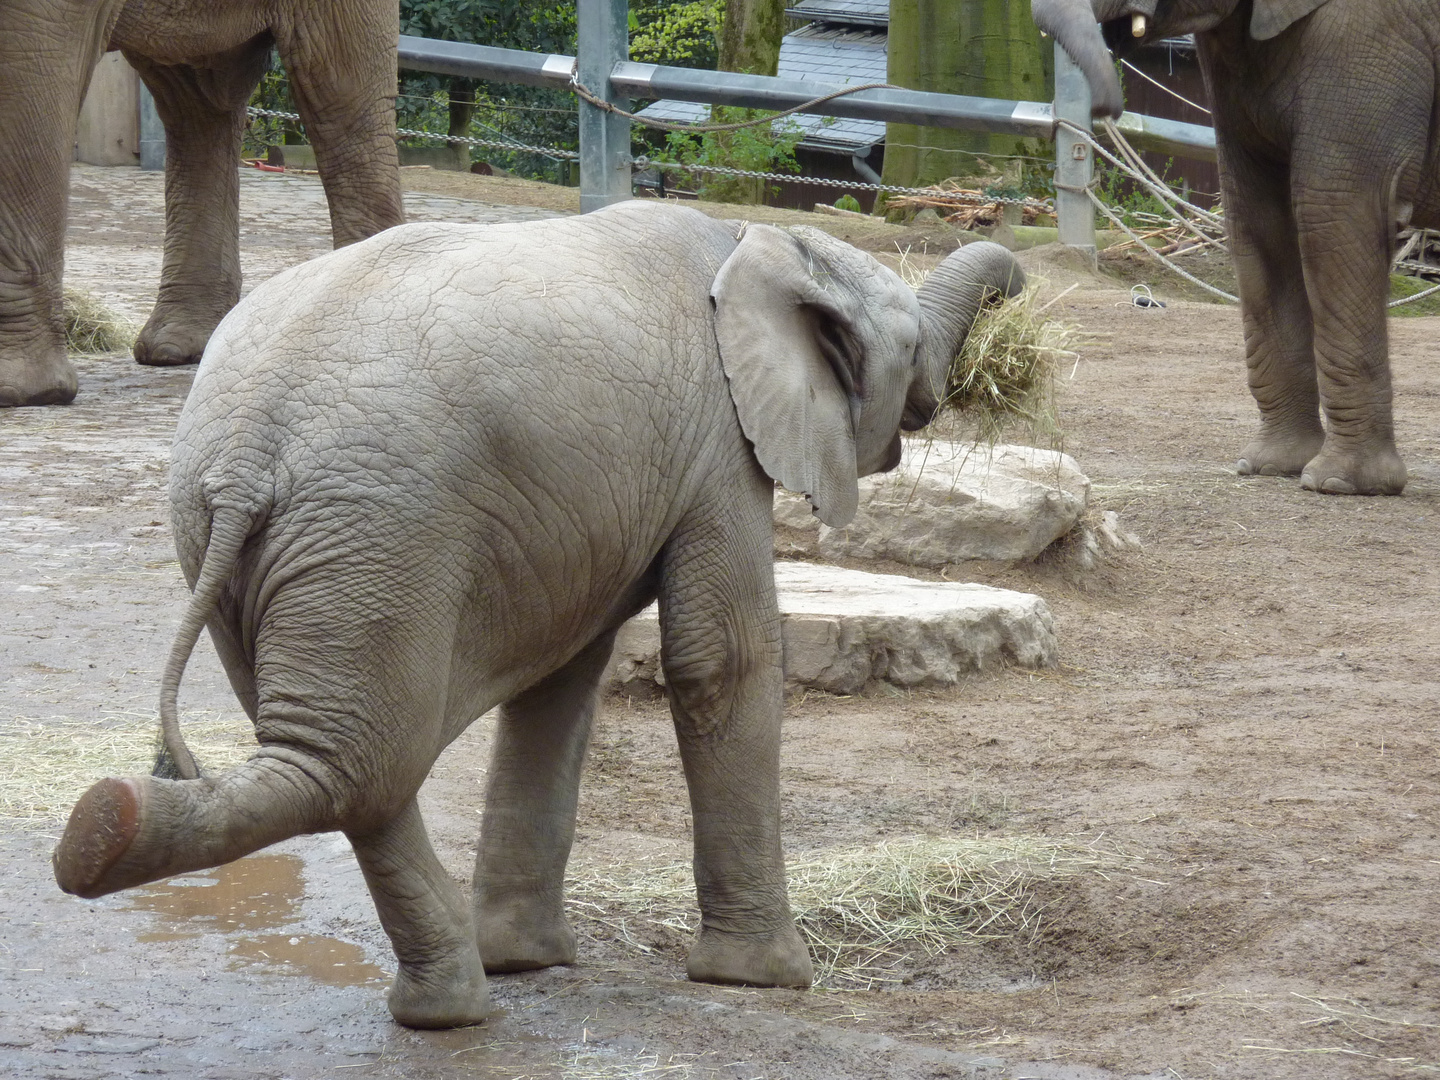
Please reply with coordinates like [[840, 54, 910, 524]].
[[630, 0, 722, 69], [652, 107, 802, 204]]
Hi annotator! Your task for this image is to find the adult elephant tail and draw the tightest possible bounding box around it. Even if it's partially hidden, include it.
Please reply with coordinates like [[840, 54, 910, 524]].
[[152, 502, 260, 781], [903, 241, 1026, 431]]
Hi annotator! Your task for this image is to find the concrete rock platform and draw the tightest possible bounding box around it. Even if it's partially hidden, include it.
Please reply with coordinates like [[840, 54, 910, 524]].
[[777, 441, 1090, 567], [605, 561, 1057, 696]]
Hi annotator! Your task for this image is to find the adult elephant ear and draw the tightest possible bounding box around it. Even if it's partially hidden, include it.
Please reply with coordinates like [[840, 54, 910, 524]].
[[1250, 0, 1329, 39], [711, 223, 916, 529]]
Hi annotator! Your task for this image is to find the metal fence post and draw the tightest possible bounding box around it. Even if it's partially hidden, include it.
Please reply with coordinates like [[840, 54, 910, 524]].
[[138, 82, 164, 171], [577, 0, 631, 212], [1053, 41, 1095, 255]]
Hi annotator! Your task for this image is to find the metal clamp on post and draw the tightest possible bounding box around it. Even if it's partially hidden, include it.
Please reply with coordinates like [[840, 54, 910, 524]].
[[576, 0, 632, 212]]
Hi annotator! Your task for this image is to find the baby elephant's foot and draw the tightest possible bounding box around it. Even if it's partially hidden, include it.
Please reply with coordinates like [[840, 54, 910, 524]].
[[1301, 443, 1407, 496], [53, 777, 147, 898], [388, 948, 492, 1029], [476, 897, 576, 974], [1236, 425, 1325, 478], [687, 923, 814, 988]]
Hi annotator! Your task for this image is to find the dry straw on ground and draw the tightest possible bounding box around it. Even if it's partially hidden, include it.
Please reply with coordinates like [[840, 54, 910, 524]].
[[62, 287, 137, 353], [567, 835, 1133, 989], [1, 710, 256, 822]]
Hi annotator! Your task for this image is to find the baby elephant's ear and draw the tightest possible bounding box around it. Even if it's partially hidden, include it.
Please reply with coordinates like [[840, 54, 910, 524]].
[[1250, 0, 1328, 39], [711, 224, 860, 528]]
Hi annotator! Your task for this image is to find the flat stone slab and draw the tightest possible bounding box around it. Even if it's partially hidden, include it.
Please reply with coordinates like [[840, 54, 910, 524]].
[[605, 562, 1057, 696], [776, 441, 1090, 567]]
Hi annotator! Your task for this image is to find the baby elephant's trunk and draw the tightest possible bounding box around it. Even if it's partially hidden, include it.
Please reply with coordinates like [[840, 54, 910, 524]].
[[903, 241, 1026, 431]]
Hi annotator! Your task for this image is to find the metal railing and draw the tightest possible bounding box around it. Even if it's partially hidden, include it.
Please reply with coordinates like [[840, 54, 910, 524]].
[[396, 0, 1218, 251]]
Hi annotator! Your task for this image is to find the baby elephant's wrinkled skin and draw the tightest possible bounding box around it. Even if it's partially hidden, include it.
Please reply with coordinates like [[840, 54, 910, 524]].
[[53, 202, 1023, 1028]]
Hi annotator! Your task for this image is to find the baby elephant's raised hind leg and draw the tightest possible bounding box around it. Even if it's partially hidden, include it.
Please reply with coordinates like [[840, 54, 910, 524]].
[[53, 754, 336, 899]]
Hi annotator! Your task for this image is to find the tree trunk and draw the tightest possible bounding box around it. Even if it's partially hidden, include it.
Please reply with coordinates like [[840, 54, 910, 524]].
[[445, 78, 477, 172], [719, 0, 785, 76], [882, 0, 1053, 190]]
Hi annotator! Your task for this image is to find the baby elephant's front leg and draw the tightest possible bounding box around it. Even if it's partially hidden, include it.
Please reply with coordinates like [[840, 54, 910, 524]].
[[660, 506, 814, 989]]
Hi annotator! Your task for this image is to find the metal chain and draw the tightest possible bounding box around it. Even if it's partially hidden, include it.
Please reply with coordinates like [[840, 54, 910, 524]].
[[245, 105, 1051, 208], [246, 106, 579, 160]]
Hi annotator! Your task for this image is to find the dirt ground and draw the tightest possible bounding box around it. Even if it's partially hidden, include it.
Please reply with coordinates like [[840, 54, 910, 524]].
[[2, 165, 1439, 1080]]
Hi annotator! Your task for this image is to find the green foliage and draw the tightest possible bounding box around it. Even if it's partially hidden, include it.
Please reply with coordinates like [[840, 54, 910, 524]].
[[833, 194, 862, 213], [242, 60, 301, 157], [652, 106, 802, 203], [394, 1, 578, 181], [630, 0, 723, 69], [1093, 158, 1184, 226]]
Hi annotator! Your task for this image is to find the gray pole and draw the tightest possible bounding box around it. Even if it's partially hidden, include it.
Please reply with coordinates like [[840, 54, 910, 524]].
[[138, 82, 164, 171], [577, 0, 632, 212], [1053, 41, 1095, 255]]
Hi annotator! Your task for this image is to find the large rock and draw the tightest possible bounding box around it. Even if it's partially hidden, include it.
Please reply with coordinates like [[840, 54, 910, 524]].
[[604, 561, 1056, 697], [776, 441, 1089, 567]]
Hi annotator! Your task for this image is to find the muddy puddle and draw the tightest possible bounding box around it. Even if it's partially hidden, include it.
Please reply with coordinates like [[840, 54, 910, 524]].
[[126, 852, 390, 987]]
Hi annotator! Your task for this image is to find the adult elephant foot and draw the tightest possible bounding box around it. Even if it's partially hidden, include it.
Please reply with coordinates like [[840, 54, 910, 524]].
[[1300, 441, 1407, 496], [0, 350, 78, 407], [686, 923, 814, 988], [476, 897, 577, 974], [132, 314, 213, 366], [386, 950, 493, 1029], [1235, 422, 1325, 478]]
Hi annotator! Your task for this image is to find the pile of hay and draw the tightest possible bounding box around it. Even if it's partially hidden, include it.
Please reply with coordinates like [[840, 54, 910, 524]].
[[897, 252, 1076, 446], [0, 711, 256, 823], [938, 282, 1076, 445], [62, 287, 136, 353], [566, 834, 1132, 988]]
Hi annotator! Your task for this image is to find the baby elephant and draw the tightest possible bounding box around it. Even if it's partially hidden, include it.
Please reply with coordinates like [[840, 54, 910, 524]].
[[54, 202, 1021, 1027]]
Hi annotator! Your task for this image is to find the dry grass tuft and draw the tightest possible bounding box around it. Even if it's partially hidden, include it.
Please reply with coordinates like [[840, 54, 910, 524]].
[[567, 835, 1133, 989], [938, 282, 1075, 445], [62, 287, 137, 354], [0, 710, 256, 823], [897, 253, 1077, 446]]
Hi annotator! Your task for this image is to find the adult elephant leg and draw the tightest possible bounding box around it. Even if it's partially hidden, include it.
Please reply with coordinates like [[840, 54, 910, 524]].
[[473, 630, 619, 973], [125, 40, 269, 367], [1294, 181, 1406, 495], [0, 0, 120, 407], [659, 473, 812, 989], [1225, 148, 1326, 478], [273, 1, 404, 247], [349, 799, 491, 1028]]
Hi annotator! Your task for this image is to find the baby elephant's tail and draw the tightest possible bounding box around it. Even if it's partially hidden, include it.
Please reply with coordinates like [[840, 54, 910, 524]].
[[152, 503, 257, 781]]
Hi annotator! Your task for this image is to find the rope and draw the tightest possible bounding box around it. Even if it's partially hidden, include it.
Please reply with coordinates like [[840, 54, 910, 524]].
[[1091, 119, 1225, 227], [1120, 59, 1211, 116], [567, 63, 897, 134], [1073, 182, 1240, 304], [1388, 279, 1440, 308]]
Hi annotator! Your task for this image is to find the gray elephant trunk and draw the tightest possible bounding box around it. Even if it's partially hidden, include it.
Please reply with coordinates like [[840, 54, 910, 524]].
[[1031, 0, 1135, 119], [903, 241, 1026, 432]]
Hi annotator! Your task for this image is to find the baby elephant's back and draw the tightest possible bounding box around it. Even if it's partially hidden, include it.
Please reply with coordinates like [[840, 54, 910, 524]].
[[170, 204, 744, 585]]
